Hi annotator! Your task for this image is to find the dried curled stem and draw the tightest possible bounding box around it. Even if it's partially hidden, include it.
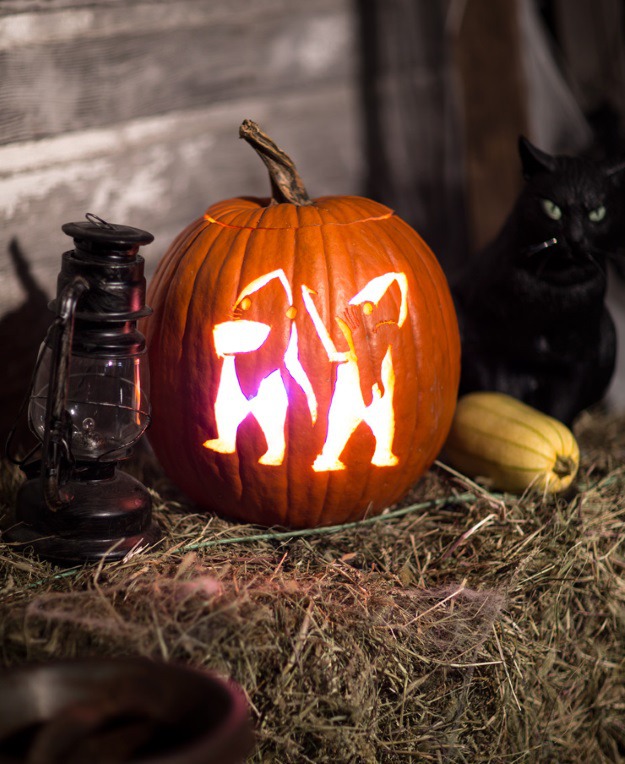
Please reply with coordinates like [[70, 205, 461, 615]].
[[239, 119, 313, 206]]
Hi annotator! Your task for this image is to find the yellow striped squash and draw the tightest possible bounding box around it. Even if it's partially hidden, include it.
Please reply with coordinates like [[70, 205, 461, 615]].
[[444, 392, 579, 494]]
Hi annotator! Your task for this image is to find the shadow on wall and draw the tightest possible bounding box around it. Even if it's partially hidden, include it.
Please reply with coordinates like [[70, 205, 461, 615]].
[[1, 239, 51, 455]]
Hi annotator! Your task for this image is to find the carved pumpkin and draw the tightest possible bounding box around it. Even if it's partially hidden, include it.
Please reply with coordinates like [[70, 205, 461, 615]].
[[144, 121, 460, 528]]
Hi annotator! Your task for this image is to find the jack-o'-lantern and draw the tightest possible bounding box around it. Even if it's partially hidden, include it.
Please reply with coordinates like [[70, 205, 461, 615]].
[[144, 121, 460, 528]]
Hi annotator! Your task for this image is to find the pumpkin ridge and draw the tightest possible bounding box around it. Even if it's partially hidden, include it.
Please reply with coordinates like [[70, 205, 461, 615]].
[[334, 196, 382, 226], [380, 216, 459, 460], [280, 225, 300, 526], [311, 220, 337, 528], [155, 218, 213, 371], [204, 210, 394, 231], [384, 216, 449, 329], [194, 224, 256, 497], [234, 225, 295, 524], [214, 225, 262, 501], [152, 221, 214, 486], [370, 222, 430, 471], [333, 219, 381, 522], [149, 219, 209, 319], [312, 199, 350, 225], [300, 203, 326, 228], [377, 221, 448, 482], [350, 218, 402, 498], [385, 217, 457, 362], [183, 223, 242, 351]]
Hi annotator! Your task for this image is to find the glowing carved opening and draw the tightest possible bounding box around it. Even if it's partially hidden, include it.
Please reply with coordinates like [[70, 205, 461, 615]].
[[212, 320, 270, 356], [349, 272, 409, 327], [302, 272, 408, 472], [203, 269, 408, 471], [203, 269, 316, 466]]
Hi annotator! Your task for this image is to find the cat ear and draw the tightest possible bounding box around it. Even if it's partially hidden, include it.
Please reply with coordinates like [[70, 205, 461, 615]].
[[518, 136, 557, 179]]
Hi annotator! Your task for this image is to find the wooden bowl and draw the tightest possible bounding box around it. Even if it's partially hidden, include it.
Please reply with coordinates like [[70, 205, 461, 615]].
[[0, 657, 253, 763]]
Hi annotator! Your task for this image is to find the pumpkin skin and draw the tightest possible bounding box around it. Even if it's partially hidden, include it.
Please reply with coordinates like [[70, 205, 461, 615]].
[[144, 125, 460, 528], [444, 392, 579, 494]]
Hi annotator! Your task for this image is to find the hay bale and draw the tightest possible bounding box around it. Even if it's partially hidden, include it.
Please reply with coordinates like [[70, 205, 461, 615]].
[[1, 409, 624, 762]]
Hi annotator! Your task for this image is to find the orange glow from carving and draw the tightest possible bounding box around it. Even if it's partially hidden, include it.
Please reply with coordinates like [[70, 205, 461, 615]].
[[314, 345, 397, 471], [237, 269, 293, 304], [303, 284, 403, 472], [349, 272, 409, 327], [284, 324, 317, 424], [203, 269, 316, 466], [212, 319, 270, 356], [203, 270, 408, 470]]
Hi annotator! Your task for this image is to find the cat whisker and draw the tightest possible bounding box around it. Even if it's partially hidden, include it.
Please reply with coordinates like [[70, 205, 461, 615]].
[[522, 237, 559, 256]]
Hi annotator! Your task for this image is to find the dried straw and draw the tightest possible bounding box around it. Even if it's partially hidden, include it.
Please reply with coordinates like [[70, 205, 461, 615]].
[[1, 408, 624, 762]]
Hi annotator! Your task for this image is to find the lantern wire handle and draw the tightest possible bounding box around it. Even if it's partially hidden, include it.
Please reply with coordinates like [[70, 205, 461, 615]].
[[85, 213, 114, 229], [4, 349, 48, 467], [40, 275, 89, 511]]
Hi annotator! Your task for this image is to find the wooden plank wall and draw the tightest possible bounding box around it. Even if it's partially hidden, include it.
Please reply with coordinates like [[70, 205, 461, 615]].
[[0, 0, 362, 302], [0, 0, 363, 445]]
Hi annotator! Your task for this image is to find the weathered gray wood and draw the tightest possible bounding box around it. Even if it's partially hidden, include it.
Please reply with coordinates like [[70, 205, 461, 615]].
[[0, 0, 293, 17], [0, 84, 363, 314], [0, 82, 362, 449], [0, 0, 156, 13], [0, 0, 361, 448], [0, 0, 354, 145]]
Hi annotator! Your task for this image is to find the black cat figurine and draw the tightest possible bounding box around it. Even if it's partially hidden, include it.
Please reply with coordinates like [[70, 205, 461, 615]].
[[453, 136, 625, 425]]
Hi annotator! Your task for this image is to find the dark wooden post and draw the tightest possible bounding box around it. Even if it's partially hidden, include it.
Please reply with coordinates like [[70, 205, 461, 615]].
[[452, 0, 529, 252]]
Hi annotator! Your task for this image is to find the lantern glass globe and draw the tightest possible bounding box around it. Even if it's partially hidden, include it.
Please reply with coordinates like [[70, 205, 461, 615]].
[[29, 346, 150, 462]]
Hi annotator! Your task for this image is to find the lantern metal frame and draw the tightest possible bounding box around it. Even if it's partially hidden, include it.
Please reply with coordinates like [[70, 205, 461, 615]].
[[5, 215, 161, 566]]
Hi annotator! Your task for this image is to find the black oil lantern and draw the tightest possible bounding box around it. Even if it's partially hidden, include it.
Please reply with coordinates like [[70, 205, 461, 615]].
[[5, 214, 161, 565]]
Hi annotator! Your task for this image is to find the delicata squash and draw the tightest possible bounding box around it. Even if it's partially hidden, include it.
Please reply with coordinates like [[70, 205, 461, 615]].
[[444, 392, 579, 494]]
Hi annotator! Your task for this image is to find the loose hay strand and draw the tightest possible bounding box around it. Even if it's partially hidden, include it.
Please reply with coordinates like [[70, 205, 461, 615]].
[[181, 491, 476, 552], [1, 492, 475, 597]]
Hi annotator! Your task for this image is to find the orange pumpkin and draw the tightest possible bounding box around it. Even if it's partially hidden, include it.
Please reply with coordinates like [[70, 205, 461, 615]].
[[144, 121, 460, 528]]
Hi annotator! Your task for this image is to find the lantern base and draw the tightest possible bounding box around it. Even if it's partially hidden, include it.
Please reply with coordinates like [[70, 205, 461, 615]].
[[6, 462, 161, 566]]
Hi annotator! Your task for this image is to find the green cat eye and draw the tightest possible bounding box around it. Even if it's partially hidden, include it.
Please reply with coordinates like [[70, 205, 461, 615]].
[[588, 205, 606, 222], [541, 199, 562, 221]]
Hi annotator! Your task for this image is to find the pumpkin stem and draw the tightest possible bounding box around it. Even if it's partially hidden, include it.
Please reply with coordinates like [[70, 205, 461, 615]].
[[553, 455, 576, 478], [239, 119, 313, 206]]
